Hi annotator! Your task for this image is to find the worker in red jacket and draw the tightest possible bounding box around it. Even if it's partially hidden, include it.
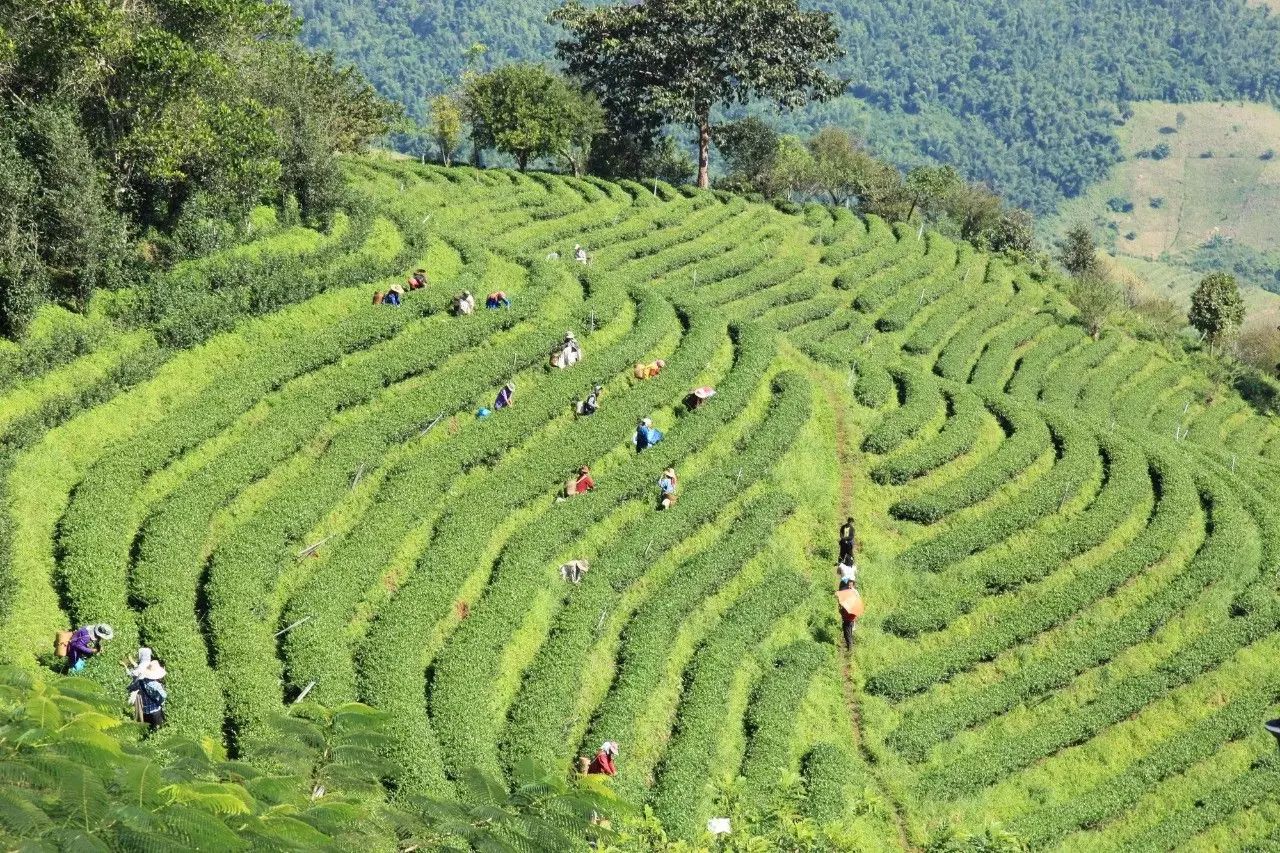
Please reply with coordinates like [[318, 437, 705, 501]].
[[587, 741, 619, 776]]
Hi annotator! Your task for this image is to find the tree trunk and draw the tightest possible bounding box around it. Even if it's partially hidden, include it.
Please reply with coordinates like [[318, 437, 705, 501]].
[[697, 114, 711, 189], [517, 152, 529, 171]]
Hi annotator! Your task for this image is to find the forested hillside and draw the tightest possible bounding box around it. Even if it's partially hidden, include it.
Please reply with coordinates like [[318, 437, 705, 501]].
[[287, 0, 1280, 211], [0, 0, 396, 339]]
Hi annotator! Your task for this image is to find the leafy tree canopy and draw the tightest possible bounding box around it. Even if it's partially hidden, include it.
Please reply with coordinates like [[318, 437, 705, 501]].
[[716, 117, 783, 195], [1189, 271, 1246, 352], [1068, 269, 1124, 340], [1058, 224, 1102, 279], [463, 62, 603, 173], [0, 0, 397, 336], [551, 0, 844, 187]]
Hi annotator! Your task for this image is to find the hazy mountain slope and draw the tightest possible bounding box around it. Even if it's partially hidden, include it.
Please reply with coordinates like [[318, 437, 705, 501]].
[[1052, 101, 1280, 319], [288, 0, 1280, 214]]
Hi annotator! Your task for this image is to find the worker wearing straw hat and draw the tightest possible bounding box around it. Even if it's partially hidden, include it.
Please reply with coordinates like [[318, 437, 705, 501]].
[[126, 648, 168, 731]]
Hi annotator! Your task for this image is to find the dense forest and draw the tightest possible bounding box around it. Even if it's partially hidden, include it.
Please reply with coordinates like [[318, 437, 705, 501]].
[[288, 0, 1280, 212], [0, 1, 396, 337]]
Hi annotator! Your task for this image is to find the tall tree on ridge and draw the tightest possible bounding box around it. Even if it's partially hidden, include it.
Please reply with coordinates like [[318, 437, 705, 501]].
[[1058, 223, 1102, 279], [1189, 271, 1246, 355], [551, 0, 845, 189], [428, 94, 464, 166]]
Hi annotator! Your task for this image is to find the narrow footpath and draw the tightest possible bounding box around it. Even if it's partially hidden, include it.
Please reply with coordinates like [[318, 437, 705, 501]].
[[826, 379, 913, 851]]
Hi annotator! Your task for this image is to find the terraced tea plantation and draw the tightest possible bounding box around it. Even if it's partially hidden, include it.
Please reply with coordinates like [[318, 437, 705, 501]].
[[3, 159, 1279, 849]]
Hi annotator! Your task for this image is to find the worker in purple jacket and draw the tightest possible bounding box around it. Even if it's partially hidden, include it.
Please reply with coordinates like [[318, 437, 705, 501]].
[[68, 624, 113, 672]]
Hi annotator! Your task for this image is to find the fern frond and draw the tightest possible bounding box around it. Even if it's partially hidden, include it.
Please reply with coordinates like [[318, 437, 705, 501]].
[[159, 782, 254, 817], [0, 786, 52, 835], [159, 803, 249, 851]]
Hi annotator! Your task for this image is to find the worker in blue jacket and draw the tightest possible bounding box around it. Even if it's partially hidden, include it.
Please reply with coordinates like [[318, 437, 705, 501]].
[[633, 417, 663, 453]]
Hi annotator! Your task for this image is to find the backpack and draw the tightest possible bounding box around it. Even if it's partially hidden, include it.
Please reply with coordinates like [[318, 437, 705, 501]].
[[142, 680, 167, 703], [55, 631, 72, 657]]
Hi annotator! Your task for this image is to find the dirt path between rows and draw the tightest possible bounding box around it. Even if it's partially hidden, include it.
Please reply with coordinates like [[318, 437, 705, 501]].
[[826, 380, 913, 851]]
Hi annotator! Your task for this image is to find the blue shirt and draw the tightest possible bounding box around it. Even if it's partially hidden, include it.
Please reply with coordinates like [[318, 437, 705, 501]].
[[131, 678, 167, 714], [635, 425, 662, 450]]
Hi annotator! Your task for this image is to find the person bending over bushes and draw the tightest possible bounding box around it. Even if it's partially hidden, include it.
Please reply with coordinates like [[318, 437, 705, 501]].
[[634, 417, 663, 452], [658, 468, 678, 509], [126, 648, 168, 731], [561, 466, 595, 499], [585, 741, 618, 776], [60, 623, 113, 672], [575, 385, 603, 417], [634, 359, 665, 380]]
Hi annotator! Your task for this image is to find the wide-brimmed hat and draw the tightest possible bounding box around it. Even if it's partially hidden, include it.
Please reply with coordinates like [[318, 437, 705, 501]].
[[565, 330, 576, 340], [641, 418, 652, 426], [132, 648, 166, 680], [663, 468, 676, 478], [388, 283, 405, 295], [601, 741, 619, 756], [135, 660, 166, 680], [92, 624, 114, 641], [655, 359, 666, 368]]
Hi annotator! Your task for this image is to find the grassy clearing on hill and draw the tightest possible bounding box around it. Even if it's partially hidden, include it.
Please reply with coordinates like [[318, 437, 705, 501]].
[[1052, 100, 1280, 318]]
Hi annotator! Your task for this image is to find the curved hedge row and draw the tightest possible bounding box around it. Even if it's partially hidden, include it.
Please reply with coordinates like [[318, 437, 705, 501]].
[[902, 260, 1007, 357], [829, 213, 901, 274], [1003, 326, 1085, 398], [1038, 334, 1124, 406], [888, 394, 1051, 523], [886, 414, 1098, 646], [1011, 693, 1274, 845], [741, 641, 829, 809], [852, 236, 957, 315], [877, 446, 1192, 717], [860, 367, 943, 455], [873, 432, 1162, 703], [874, 245, 977, 333], [918, 470, 1276, 799], [506, 372, 812, 778], [428, 324, 783, 782], [801, 743, 857, 825], [967, 313, 1055, 390], [649, 568, 809, 838], [1076, 348, 1154, 414], [1120, 756, 1279, 852], [871, 386, 984, 485]]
